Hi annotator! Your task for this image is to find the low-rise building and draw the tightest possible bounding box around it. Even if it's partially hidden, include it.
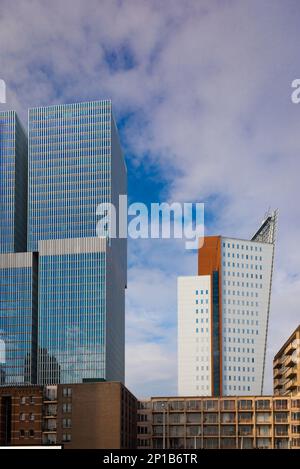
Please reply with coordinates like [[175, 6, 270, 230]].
[[0, 382, 137, 448], [137, 395, 300, 449]]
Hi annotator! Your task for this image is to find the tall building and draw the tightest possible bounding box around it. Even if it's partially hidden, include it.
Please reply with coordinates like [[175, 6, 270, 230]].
[[178, 211, 277, 396], [0, 110, 27, 253], [27, 100, 127, 384], [274, 325, 300, 397], [137, 395, 300, 450], [0, 111, 32, 386]]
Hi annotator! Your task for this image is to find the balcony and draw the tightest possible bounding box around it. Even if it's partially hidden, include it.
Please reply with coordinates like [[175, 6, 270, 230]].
[[274, 379, 283, 390], [287, 379, 298, 391], [43, 428, 57, 433], [274, 368, 282, 379], [238, 426, 253, 437], [273, 358, 282, 369], [44, 405, 57, 418], [44, 387, 58, 403], [285, 367, 297, 380], [285, 356, 296, 368], [285, 341, 297, 356]]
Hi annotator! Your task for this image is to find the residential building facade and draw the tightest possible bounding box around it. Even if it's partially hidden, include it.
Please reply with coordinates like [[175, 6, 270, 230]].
[[0, 382, 137, 448], [137, 395, 300, 450], [274, 325, 300, 396]]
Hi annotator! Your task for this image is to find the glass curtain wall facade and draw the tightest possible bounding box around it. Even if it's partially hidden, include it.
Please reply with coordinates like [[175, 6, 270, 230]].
[[0, 111, 33, 387], [0, 252, 38, 385], [0, 111, 27, 253], [28, 101, 127, 384], [38, 239, 106, 384], [27, 101, 112, 251]]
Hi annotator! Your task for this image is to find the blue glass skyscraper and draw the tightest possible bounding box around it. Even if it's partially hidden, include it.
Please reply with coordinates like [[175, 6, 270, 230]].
[[0, 111, 27, 253], [0, 111, 37, 385], [28, 101, 127, 384], [0, 252, 38, 385]]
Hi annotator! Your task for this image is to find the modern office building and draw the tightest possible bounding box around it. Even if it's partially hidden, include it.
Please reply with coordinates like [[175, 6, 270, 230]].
[[274, 325, 300, 397], [137, 395, 300, 450], [27, 100, 127, 384], [0, 382, 137, 448], [0, 253, 38, 385], [178, 211, 277, 396], [0, 111, 28, 254], [0, 111, 33, 386]]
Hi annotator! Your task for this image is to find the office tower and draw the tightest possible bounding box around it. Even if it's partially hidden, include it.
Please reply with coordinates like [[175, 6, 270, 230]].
[[178, 211, 277, 396], [0, 111, 27, 253], [274, 325, 300, 396], [0, 252, 38, 385], [28, 100, 127, 384], [0, 111, 33, 386]]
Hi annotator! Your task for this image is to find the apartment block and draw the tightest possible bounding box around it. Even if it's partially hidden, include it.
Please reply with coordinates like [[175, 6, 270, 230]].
[[0, 382, 137, 448], [137, 395, 300, 450], [274, 325, 300, 396]]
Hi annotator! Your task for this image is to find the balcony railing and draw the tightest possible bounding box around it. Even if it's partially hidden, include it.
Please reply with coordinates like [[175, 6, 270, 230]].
[[285, 341, 297, 356], [287, 379, 298, 391], [274, 368, 283, 379], [285, 355, 296, 368], [285, 367, 297, 380], [273, 358, 282, 369]]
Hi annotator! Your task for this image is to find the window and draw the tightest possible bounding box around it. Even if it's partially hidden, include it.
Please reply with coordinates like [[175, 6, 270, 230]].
[[222, 400, 235, 411], [19, 413, 26, 421], [29, 430, 34, 438], [63, 387, 72, 398], [292, 400, 300, 409], [19, 430, 25, 437], [20, 396, 26, 405], [63, 418, 72, 428], [62, 434, 71, 442], [29, 413, 35, 421], [274, 400, 288, 410], [203, 400, 218, 411], [256, 400, 271, 410], [292, 412, 300, 421], [29, 396, 35, 404], [63, 403, 72, 413]]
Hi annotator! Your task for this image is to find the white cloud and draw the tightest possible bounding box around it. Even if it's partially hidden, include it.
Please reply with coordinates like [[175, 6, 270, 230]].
[[1, 0, 299, 397]]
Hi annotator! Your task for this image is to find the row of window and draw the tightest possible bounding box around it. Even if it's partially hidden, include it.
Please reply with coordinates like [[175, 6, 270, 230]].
[[223, 252, 262, 261], [224, 262, 263, 270], [19, 429, 35, 438], [223, 242, 262, 252], [224, 271, 263, 279]]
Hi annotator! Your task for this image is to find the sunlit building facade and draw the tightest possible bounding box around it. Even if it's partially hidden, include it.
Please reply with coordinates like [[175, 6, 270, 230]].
[[178, 211, 277, 396]]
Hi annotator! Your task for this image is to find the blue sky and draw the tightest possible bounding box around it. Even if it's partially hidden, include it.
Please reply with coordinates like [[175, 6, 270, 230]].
[[1, 0, 300, 397]]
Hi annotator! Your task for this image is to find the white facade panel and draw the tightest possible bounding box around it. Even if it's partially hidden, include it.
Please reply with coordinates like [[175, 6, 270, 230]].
[[178, 275, 212, 396], [221, 237, 274, 396]]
